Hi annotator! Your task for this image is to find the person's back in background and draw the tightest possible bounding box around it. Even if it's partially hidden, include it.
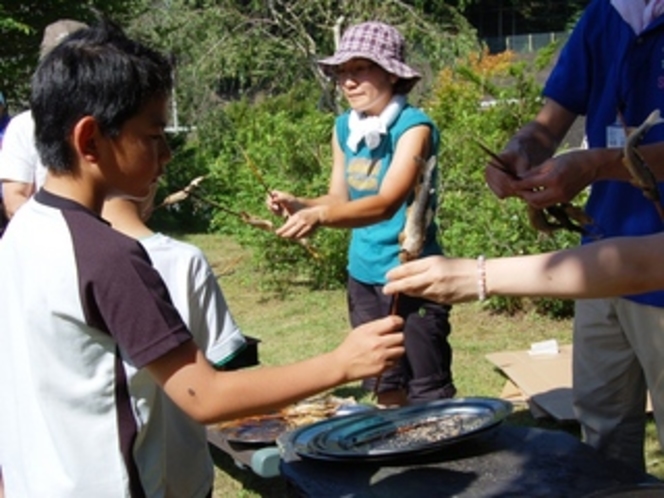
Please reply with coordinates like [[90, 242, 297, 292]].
[[0, 20, 86, 220], [103, 191, 249, 496]]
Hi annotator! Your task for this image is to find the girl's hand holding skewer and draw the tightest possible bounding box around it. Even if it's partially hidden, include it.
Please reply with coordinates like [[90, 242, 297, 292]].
[[274, 206, 327, 239], [265, 190, 302, 217], [267, 190, 326, 239], [265, 190, 289, 217]]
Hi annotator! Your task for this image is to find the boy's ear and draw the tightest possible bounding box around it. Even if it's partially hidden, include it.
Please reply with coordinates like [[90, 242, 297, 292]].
[[72, 116, 102, 163]]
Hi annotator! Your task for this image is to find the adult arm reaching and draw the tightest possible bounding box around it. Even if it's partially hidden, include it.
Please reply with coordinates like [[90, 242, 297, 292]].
[[383, 234, 663, 304]]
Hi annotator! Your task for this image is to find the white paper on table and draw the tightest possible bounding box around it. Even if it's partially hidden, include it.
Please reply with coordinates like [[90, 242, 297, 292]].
[[528, 339, 559, 356]]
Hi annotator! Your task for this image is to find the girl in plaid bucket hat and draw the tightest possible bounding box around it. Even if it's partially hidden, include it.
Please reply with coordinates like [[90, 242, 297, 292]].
[[267, 21, 455, 406], [317, 21, 421, 94]]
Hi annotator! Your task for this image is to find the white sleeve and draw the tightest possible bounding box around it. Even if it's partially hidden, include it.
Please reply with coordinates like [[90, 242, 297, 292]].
[[190, 263, 247, 367], [0, 112, 41, 184], [142, 234, 249, 367]]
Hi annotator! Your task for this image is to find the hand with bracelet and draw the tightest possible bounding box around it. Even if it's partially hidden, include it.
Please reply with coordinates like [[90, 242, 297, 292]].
[[383, 255, 486, 304], [384, 232, 664, 305]]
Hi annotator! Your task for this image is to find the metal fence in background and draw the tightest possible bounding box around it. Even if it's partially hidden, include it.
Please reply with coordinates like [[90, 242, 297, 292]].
[[484, 31, 570, 54]]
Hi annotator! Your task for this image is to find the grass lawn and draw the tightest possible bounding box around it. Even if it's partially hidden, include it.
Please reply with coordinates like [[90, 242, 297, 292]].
[[180, 233, 664, 497]]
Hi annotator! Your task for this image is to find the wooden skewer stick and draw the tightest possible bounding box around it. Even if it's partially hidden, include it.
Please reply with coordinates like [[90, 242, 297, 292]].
[[237, 144, 295, 216], [237, 145, 273, 197], [474, 138, 590, 235], [157, 176, 320, 259], [473, 139, 519, 179], [236, 145, 324, 259], [186, 190, 320, 259], [373, 155, 435, 403]]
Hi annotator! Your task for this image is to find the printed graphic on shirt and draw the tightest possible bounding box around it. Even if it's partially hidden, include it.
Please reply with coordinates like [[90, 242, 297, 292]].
[[347, 157, 380, 192]]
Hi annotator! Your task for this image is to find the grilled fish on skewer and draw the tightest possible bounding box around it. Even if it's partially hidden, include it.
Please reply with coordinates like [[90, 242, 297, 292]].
[[156, 175, 206, 209], [157, 176, 320, 258], [527, 203, 591, 235], [398, 155, 437, 263], [622, 109, 664, 220]]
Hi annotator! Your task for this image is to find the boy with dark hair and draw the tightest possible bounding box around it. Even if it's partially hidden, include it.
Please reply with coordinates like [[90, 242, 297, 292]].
[[0, 18, 404, 497]]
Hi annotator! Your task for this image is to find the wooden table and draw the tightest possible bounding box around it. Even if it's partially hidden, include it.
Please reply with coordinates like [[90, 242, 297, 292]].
[[207, 427, 282, 478], [279, 424, 661, 497]]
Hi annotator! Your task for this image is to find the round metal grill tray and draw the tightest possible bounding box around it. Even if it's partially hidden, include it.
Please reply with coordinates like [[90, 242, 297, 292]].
[[282, 397, 512, 462]]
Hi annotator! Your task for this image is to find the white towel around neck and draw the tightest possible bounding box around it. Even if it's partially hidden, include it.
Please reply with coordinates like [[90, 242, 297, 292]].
[[346, 95, 406, 152]]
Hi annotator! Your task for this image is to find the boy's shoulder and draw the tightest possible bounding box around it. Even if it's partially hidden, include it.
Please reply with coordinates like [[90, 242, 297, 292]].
[[140, 232, 212, 275], [141, 232, 205, 258], [10, 190, 150, 270], [2, 190, 158, 306]]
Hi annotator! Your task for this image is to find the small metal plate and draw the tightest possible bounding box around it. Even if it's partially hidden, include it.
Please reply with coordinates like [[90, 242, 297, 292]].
[[217, 415, 289, 445], [215, 397, 365, 446], [284, 397, 512, 462]]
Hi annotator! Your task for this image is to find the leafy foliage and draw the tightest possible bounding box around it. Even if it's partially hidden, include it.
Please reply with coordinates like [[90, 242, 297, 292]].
[[154, 81, 351, 291], [155, 44, 588, 319], [127, 0, 480, 126], [152, 33, 591, 318], [0, 0, 137, 109], [132, 0, 483, 292], [427, 46, 583, 317], [0, 1, 589, 317]]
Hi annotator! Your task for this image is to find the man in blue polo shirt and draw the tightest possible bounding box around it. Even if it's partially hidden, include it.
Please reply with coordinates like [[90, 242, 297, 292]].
[[485, 0, 664, 472]]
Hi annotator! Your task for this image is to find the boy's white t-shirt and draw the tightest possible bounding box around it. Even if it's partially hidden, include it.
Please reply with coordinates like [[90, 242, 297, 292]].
[[133, 232, 247, 497], [140, 232, 246, 364], [0, 193, 247, 497]]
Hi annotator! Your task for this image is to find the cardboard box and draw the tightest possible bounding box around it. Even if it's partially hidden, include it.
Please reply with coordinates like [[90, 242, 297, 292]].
[[486, 344, 652, 422]]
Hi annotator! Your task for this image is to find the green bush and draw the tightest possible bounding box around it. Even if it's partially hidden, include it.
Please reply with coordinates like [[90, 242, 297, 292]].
[[151, 132, 214, 234], [161, 82, 350, 291], [427, 46, 581, 318]]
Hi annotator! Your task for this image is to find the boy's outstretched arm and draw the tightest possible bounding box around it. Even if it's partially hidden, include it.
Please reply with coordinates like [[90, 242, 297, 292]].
[[146, 315, 405, 424]]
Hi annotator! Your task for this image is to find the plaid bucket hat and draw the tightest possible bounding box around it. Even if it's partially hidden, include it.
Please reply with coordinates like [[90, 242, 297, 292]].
[[318, 21, 421, 92]]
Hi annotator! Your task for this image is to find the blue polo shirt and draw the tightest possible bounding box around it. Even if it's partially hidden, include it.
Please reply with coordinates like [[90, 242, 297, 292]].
[[544, 0, 664, 307]]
